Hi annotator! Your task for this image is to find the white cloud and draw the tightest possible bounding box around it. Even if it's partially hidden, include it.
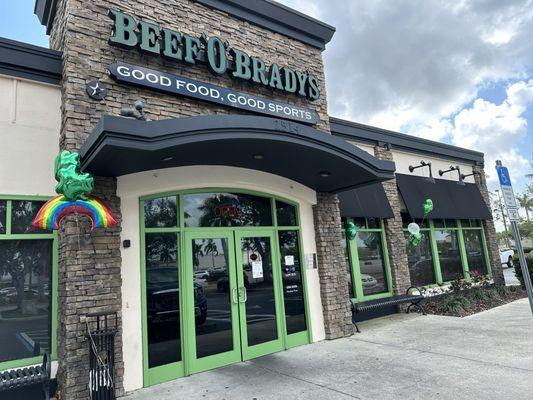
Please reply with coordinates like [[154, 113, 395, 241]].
[[276, 0, 533, 192], [449, 80, 533, 183]]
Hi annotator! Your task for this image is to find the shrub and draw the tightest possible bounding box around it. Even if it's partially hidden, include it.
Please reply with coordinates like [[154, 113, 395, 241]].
[[443, 295, 471, 314], [469, 287, 489, 301], [513, 254, 533, 290], [449, 277, 472, 293]]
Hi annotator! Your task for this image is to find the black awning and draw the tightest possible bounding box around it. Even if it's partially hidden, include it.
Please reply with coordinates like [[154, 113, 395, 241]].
[[80, 115, 396, 193], [396, 174, 491, 219], [338, 183, 394, 218]]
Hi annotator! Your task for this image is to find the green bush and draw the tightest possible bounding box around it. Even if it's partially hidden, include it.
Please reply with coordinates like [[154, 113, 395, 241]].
[[513, 254, 533, 290], [443, 295, 472, 314]]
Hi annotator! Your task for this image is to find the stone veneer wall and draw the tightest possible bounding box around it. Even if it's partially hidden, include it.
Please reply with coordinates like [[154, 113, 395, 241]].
[[374, 145, 412, 295], [46, 0, 334, 397], [313, 193, 354, 339], [473, 165, 505, 285]]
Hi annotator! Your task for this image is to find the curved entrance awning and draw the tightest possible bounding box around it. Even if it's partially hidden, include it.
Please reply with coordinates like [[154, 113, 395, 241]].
[[80, 115, 395, 193]]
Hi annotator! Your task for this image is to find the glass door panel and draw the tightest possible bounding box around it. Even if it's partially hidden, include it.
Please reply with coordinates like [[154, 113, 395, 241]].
[[235, 231, 284, 360], [184, 232, 241, 374]]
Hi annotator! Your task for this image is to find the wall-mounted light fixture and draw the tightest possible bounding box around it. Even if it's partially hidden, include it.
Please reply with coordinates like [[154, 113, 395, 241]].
[[121, 99, 147, 121], [408, 160, 434, 182], [439, 165, 464, 185], [460, 171, 481, 182]]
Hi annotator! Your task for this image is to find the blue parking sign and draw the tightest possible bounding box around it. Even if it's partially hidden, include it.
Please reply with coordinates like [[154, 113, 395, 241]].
[[496, 166, 512, 186]]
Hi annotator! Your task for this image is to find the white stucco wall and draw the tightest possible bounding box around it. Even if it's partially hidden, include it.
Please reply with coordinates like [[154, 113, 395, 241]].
[[117, 165, 325, 392], [349, 140, 476, 183], [0, 75, 60, 196]]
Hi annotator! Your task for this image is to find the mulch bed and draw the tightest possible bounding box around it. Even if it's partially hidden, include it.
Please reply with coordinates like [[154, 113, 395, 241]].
[[424, 286, 527, 317]]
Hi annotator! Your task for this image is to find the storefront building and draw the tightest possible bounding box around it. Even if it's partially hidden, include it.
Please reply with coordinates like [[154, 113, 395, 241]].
[[0, 0, 503, 398]]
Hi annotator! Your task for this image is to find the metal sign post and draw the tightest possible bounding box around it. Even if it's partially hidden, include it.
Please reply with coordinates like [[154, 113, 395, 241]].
[[496, 160, 533, 315]]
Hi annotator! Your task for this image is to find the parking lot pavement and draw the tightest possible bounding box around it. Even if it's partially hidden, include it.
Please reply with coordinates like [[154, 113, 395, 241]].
[[123, 299, 533, 400]]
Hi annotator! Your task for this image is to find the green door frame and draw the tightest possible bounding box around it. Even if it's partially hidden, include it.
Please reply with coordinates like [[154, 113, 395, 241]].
[[183, 230, 242, 375], [139, 188, 312, 387], [234, 230, 285, 361]]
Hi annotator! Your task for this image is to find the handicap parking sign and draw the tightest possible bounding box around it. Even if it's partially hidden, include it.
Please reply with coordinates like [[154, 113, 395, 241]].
[[496, 166, 512, 186]]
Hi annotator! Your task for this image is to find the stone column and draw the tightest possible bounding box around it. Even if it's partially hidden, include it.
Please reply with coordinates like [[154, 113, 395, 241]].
[[56, 177, 124, 399], [374, 144, 411, 294], [313, 193, 354, 339], [473, 165, 505, 285]]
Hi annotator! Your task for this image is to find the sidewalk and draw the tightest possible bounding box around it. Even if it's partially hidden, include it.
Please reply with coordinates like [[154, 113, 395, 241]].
[[124, 299, 533, 400]]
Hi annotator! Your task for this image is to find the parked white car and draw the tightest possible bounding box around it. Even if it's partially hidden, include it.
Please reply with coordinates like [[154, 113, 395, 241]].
[[499, 248, 514, 268]]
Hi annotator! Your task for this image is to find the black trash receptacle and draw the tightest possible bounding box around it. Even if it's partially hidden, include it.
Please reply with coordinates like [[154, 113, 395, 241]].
[[86, 312, 117, 400]]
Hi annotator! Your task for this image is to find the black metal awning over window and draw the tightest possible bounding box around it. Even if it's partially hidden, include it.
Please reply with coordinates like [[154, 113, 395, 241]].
[[338, 183, 394, 219], [396, 174, 491, 220]]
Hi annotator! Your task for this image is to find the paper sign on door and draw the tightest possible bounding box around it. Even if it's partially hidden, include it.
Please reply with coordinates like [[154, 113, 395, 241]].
[[284, 255, 295, 266], [252, 261, 263, 278]]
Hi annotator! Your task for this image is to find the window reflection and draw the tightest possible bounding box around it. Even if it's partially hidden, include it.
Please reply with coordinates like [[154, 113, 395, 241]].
[[276, 201, 297, 226], [144, 196, 177, 228], [435, 230, 463, 281], [11, 201, 47, 234], [464, 230, 488, 275], [184, 193, 272, 227], [405, 231, 436, 287], [0, 201, 5, 234], [192, 238, 233, 358], [278, 231, 307, 334], [0, 240, 52, 363], [356, 231, 388, 295], [145, 233, 181, 368]]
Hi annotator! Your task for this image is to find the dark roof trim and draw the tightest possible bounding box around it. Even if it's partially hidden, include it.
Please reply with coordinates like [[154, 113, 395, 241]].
[[0, 37, 62, 85], [330, 117, 485, 166], [80, 114, 395, 193], [34, 0, 58, 35], [192, 0, 335, 50]]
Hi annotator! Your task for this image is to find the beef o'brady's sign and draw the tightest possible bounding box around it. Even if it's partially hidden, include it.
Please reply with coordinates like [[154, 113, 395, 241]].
[[107, 9, 321, 124], [108, 62, 320, 124]]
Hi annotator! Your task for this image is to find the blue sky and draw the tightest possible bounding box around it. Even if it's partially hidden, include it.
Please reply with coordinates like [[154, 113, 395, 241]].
[[1, 0, 532, 212]]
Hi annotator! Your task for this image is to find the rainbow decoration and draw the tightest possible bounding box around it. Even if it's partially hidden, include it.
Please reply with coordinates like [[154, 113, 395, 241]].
[[32, 195, 117, 231]]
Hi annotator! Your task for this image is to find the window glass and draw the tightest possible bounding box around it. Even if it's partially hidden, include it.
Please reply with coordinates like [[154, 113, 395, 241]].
[[0, 240, 53, 363], [464, 230, 488, 275], [460, 219, 471, 227], [405, 231, 436, 287], [144, 196, 177, 228], [366, 218, 380, 229], [144, 233, 180, 368], [444, 219, 457, 228], [276, 201, 297, 226], [471, 219, 482, 227], [341, 226, 354, 298], [0, 200, 5, 234], [11, 201, 47, 234], [355, 231, 389, 295], [183, 193, 272, 227], [433, 219, 445, 228], [401, 212, 411, 229], [435, 230, 463, 281], [353, 218, 366, 230], [278, 231, 307, 334]]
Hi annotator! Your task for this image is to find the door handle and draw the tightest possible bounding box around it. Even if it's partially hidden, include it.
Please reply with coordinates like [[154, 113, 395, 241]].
[[240, 286, 248, 303], [231, 288, 239, 304]]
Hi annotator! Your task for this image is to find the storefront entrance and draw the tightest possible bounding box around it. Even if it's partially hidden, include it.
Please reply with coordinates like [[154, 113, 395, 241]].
[[140, 190, 311, 386], [185, 230, 284, 374]]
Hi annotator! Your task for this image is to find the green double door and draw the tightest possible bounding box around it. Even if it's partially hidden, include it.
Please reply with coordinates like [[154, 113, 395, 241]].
[[184, 230, 285, 374]]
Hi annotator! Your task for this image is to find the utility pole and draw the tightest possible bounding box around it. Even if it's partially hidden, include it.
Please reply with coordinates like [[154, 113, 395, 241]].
[[494, 189, 511, 247], [496, 160, 533, 316]]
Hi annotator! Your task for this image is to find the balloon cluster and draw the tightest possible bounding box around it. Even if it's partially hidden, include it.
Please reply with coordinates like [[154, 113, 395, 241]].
[[345, 221, 357, 241], [32, 151, 117, 231], [408, 198, 434, 248]]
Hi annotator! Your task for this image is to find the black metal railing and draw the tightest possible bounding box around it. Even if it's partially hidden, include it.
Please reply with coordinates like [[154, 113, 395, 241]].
[[86, 312, 117, 400]]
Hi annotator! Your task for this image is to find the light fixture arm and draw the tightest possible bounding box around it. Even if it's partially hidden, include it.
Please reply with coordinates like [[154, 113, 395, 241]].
[[408, 160, 433, 179], [120, 99, 147, 121]]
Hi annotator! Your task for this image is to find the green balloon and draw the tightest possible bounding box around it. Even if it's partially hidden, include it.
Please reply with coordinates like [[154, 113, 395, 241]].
[[345, 221, 357, 241], [54, 150, 94, 201], [409, 233, 423, 247], [423, 198, 433, 216]]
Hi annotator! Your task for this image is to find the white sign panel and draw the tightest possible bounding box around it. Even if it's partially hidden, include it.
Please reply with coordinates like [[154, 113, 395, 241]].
[[284, 255, 295, 266], [501, 186, 518, 209], [252, 261, 263, 279], [507, 208, 520, 222]]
